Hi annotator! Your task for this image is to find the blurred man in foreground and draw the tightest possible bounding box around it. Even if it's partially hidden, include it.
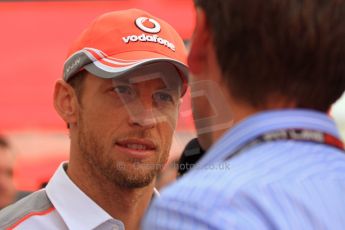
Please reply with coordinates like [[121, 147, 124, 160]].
[[0, 9, 187, 230], [144, 0, 345, 229], [0, 136, 16, 210]]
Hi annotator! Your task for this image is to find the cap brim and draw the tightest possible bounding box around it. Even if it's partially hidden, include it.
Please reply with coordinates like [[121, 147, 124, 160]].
[[83, 50, 188, 96]]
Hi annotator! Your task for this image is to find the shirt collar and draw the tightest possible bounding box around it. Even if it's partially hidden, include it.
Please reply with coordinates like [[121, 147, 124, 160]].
[[196, 109, 342, 168], [46, 162, 124, 230]]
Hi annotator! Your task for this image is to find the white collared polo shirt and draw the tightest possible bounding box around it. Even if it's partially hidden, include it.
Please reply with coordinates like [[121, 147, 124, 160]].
[[0, 163, 125, 230]]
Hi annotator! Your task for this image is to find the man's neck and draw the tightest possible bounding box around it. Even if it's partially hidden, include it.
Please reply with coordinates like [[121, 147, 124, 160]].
[[67, 158, 154, 230]]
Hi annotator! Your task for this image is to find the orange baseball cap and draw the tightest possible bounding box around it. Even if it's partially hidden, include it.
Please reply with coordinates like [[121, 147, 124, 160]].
[[63, 9, 188, 95]]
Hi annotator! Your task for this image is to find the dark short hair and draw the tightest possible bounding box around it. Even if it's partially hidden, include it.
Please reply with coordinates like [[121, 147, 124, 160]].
[[194, 0, 345, 111], [65, 70, 86, 128], [66, 70, 87, 101]]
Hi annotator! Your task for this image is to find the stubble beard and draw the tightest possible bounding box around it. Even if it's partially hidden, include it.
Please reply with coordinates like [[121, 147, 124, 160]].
[[77, 115, 169, 189]]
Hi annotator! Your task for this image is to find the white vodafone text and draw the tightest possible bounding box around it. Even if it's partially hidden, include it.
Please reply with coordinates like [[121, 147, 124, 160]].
[[122, 34, 176, 52]]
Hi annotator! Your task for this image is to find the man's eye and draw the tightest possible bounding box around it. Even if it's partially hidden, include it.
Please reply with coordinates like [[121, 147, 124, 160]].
[[114, 85, 135, 95], [153, 92, 174, 104], [113, 85, 136, 102]]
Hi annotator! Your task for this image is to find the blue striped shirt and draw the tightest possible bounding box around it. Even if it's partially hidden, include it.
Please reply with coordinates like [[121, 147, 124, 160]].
[[143, 109, 345, 229]]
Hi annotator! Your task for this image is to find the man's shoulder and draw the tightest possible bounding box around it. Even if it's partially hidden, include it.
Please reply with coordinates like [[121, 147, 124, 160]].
[[159, 164, 236, 206], [0, 189, 53, 229], [161, 142, 345, 203]]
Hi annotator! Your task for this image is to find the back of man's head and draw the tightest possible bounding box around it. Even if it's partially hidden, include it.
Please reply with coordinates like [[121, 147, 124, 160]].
[[195, 0, 345, 111]]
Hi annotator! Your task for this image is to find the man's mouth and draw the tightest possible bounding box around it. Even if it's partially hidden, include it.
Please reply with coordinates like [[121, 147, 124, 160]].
[[116, 139, 156, 150], [122, 144, 150, 150], [115, 139, 156, 158]]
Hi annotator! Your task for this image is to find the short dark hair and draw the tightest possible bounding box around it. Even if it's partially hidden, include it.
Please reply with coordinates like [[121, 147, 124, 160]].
[[65, 70, 86, 128], [195, 0, 345, 111], [66, 70, 86, 101]]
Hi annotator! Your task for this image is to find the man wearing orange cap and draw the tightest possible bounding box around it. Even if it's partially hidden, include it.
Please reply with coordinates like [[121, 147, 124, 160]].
[[0, 9, 188, 230]]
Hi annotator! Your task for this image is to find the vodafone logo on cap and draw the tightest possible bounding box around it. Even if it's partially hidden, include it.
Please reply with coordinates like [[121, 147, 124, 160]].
[[122, 16, 176, 52], [135, 17, 161, 34]]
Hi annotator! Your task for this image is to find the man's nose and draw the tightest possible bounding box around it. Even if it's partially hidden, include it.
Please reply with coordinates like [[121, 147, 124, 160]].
[[127, 98, 159, 128]]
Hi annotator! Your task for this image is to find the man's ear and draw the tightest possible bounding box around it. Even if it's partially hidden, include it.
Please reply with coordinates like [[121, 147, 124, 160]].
[[188, 8, 211, 75], [53, 80, 79, 126]]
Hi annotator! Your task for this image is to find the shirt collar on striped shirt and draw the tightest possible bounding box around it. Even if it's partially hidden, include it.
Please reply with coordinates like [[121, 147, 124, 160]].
[[195, 109, 342, 168]]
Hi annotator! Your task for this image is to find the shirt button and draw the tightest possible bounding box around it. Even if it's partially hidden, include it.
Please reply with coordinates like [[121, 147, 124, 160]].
[[112, 225, 120, 230]]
